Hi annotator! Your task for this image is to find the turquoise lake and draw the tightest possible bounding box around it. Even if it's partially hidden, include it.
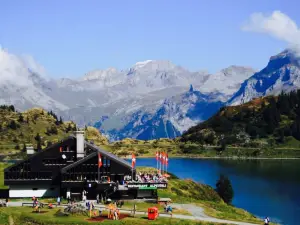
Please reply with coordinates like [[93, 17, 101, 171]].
[[134, 158, 300, 225]]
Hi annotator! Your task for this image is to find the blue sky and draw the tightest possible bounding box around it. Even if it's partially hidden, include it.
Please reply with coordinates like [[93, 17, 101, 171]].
[[1, 0, 299, 78]]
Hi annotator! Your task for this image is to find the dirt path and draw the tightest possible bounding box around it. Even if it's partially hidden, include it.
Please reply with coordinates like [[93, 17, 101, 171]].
[[170, 203, 260, 225]]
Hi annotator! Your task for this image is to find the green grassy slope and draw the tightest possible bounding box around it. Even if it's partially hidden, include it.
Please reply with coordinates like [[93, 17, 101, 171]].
[[0, 105, 108, 158], [136, 167, 260, 224]]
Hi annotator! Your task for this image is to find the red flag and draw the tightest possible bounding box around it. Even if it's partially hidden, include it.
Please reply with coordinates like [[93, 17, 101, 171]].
[[159, 152, 162, 162], [98, 153, 102, 168], [155, 151, 159, 160], [162, 152, 166, 165], [59, 147, 62, 152], [132, 153, 136, 168], [166, 153, 168, 165]]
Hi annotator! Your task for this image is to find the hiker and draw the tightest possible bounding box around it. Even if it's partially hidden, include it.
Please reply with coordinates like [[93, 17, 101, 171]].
[[32, 196, 36, 207], [113, 209, 119, 220], [96, 194, 99, 204], [86, 201, 90, 211], [165, 203, 173, 216], [264, 217, 270, 225], [82, 190, 87, 202], [57, 196, 61, 205]]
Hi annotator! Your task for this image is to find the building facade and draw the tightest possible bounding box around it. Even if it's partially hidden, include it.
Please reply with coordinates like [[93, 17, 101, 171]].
[[4, 131, 167, 200], [4, 131, 135, 200]]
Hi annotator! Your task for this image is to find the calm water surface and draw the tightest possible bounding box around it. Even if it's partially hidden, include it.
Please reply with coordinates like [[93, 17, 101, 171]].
[[134, 158, 300, 225]]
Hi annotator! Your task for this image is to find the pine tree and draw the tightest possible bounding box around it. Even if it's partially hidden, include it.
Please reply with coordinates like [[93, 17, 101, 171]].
[[22, 143, 26, 152], [9, 120, 17, 130], [216, 174, 234, 204], [34, 133, 41, 142], [37, 140, 42, 152], [18, 114, 24, 123], [9, 105, 15, 112], [59, 116, 63, 124], [65, 123, 72, 133]]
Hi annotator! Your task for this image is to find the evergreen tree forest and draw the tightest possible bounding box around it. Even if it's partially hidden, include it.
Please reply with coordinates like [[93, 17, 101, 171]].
[[182, 90, 300, 145]]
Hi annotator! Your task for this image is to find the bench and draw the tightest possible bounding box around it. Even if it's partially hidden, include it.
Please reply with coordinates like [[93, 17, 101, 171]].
[[157, 198, 172, 205], [22, 202, 59, 207]]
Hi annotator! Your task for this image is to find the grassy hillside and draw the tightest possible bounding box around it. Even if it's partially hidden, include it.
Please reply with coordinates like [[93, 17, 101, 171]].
[[136, 167, 260, 224], [181, 91, 300, 155], [0, 105, 108, 158], [103, 138, 181, 157]]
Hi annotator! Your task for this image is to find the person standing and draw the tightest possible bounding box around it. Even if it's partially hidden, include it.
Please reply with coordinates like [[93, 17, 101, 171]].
[[96, 194, 99, 204], [32, 196, 36, 208], [57, 196, 61, 206], [264, 217, 269, 225]]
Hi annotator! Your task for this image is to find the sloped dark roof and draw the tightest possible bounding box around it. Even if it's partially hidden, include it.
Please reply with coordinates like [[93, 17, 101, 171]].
[[85, 141, 132, 169], [61, 140, 133, 173], [4, 136, 75, 172], [61, 151, 97, 173]]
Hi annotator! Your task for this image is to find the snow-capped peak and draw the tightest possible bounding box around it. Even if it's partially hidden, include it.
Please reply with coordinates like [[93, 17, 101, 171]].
[[82, 67, 119, 81], [132, 60, 178, 71], [134, 60, 153, 68]]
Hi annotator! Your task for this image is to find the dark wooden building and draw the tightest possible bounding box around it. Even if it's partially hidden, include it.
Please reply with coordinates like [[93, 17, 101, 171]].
[[4, 131, 166, 200]]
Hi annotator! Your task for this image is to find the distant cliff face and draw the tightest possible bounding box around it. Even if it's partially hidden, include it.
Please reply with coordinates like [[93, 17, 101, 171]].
[[228, 49, 300, 106]]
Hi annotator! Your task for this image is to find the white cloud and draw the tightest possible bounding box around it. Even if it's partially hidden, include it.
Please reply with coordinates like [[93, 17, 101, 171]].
[[242, 11, 300, 52], [0, 47, 48, 86], [21, 54, 48, 79]]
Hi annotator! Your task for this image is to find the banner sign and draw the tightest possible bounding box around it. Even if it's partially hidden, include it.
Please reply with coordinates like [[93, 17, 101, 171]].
[[127, 183, 167, 189]]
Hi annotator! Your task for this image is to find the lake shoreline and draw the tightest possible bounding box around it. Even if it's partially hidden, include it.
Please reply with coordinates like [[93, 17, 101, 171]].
[[136, 158, 299, 225], [122, 155, 300, 160]]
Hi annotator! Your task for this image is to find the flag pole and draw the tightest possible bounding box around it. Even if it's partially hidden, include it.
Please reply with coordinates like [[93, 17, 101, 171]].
[[162, 153, 164, 175], [98, 153, 100, 183], [159, 152, 161, 174], [166, 154, 168, 174], [155, 152, 158, 171], [98, 164, 100, 183]]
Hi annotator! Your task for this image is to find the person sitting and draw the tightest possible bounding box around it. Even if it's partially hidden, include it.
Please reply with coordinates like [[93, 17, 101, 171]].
[[48, 203, 53, 209]]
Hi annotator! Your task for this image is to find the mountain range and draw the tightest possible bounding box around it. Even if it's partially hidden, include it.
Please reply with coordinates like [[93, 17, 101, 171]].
[[1, 46, 300, 141]]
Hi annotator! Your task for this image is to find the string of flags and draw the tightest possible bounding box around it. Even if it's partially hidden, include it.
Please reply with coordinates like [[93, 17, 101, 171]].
[[156, 151, 168, 174], [130, 151, 169, 175]]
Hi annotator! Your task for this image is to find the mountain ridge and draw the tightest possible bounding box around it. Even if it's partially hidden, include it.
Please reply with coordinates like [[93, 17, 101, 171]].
[[0, 46, 259, 140]]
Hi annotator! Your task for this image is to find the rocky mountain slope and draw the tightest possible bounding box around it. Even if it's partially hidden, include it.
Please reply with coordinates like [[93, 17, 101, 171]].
[[228, 49, 300, 106], [0, 47, 256, 140]]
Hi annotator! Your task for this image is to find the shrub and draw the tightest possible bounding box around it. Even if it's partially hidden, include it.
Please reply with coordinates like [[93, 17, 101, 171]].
[[216, 174, 234, 204]]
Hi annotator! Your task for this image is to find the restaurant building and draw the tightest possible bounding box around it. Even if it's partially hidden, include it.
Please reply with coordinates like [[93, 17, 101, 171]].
[[4, 131, 167, 200]]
